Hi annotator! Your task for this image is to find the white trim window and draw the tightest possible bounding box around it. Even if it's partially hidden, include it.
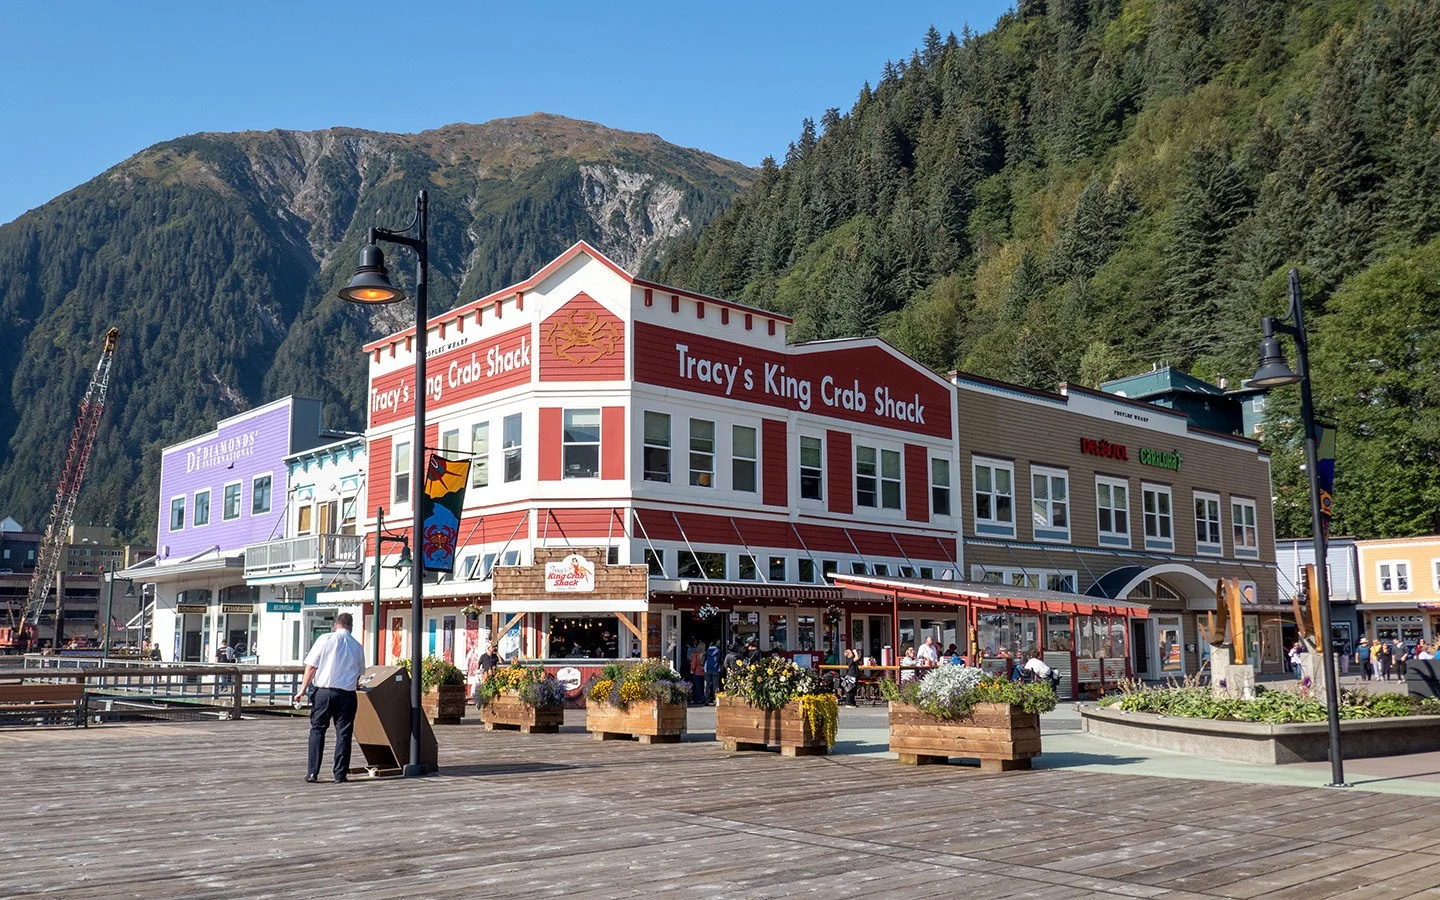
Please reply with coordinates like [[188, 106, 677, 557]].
[[1095, 476, 1130, 548], [732, 425, 757, 493], [222, 481, 242, 521], [799, 435, 823, 501], [562, 408, 601, 479], [972, 457, 1014, 537], [1142, 484, 1174, 551], [930, 457, 951, 517], [1433, 559, 1440, 593], [440, 428, 460, 454], [689, 419, 715, 487], [251, 474, 273, 515], [169, 496, 186, 532], [856, 446, 879, 508], [470, 422, 490, 489], [193, 489, 211, 527], [1231, 498, 1259, 558], [502, 414, 522, 483], [1378, 561, 1411, 593], [879, 448, 901, 510], [1194, 491, 1222, 555], [393, 441, 412, 504], [643, 412, 671, 483], [1030, 466, 1069, 542], [296, 504, 313, 536]]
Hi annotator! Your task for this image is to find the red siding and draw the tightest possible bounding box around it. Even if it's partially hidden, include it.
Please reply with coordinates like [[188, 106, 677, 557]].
[[366, 435, 392, 522], [905, 444, 929, 523], [454, 510, 530, 546], [601, 406, 625, 480], [539, 408, 562, 481], [369, 323, 531, 427], [541, 507, 619, 539], [631, 507, 949, 560], [539, 292, 626, 382], [762, 418, 788, 508], [827, 430, 853, 515]]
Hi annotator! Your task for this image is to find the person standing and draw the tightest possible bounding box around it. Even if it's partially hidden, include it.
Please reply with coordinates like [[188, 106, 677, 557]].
[[842, 647, 861, 707], [293, 612, 365, 784], [1288, 641, 1304, 678], [917, 636, 940, 667], [688, 641, 707, 704], [1354, 638, 1372, 682], [703, 642, 722, 706], [1374, 639, 1393, 682], [1393, 637, 1409, 681]]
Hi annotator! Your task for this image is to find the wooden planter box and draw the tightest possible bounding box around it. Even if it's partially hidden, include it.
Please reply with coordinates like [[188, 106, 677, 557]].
[[421, 684, 468, 725], [586, 699, 686, 744], [888, 701, 1040, 772], [480, 691, 564, 734], [715, 695, 828, 757]]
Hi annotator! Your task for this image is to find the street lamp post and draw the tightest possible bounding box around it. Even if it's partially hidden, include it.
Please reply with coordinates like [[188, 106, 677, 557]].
[[371, 506, 412, 666], [339, 190, 430, 778], [1251, 267, 1346, 788], [101, 563, 135, 664]]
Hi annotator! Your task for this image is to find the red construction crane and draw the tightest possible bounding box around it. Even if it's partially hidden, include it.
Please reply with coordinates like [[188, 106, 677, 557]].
[[8, 327, 121, 647]]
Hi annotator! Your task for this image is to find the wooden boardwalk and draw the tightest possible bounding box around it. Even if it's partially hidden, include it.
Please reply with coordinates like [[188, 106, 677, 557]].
[[4, 715, 1440, 899]]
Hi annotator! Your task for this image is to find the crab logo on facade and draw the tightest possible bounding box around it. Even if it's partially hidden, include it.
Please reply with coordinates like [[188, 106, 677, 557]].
[[543, 308, 621, 365]]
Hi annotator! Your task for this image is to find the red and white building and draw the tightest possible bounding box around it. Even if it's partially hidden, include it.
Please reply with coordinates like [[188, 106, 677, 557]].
[[326, 242, 965, 673]]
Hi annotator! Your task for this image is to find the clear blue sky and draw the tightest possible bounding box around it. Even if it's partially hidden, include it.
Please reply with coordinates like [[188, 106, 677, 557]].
[[0, 1, 1012, 225]]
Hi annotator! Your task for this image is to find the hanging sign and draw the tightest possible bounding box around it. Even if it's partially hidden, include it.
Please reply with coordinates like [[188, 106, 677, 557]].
[[545, 554, 595, 592], [221, 604, 254, 614], [176, 604, 207, 614], [267, 601, 302, 613], [420, 454, 471, 573]]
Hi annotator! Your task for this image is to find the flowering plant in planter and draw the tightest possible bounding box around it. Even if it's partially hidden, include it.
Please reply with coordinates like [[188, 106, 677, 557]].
[[587, 659, 689, 710], [879, 665, 1058, 718], [399, 656, 465, 693], [475, 662, 565, 710], [722, 656, 838, 746]]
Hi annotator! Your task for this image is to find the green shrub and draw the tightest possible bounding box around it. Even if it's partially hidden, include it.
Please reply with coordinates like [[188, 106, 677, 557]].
[[399, 656, 465, 693]]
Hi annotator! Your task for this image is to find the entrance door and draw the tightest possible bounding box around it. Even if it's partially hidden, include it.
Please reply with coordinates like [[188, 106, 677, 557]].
[[1131, 620, 1151, 678], [1155, 615, 1185, 676], [867, 615, 891, 664], [183, 630, 202, 663], [318, 501, 338, 535], [661, 611, 682, 669]]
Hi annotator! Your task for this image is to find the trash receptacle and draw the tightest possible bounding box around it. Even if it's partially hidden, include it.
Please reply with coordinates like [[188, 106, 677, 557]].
[[1406, 659, 1440, 699], [353, 665, 438, 775]]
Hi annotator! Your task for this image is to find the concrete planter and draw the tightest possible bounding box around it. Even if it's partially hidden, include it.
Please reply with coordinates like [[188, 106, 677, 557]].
[[888, 701, 1041, 772], [1081, 705, 1440, 764], [481, 691, 563, 734], [715, 695, 828, 756], [586, 699, 687, 744]]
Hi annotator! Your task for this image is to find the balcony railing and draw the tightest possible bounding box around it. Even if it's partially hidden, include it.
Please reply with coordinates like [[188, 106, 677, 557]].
[[243, 533, 363, 578]]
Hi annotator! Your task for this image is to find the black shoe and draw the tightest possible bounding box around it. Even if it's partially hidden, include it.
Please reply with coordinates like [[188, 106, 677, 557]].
[[334, 775, 348, 783], [305, 774, 318, 783]]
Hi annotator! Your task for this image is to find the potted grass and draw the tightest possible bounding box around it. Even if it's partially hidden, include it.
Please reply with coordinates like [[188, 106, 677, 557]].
[[476, 662, 565, 734], [880, 665, 1055, 771], [715, 656, 838, 756], [400, 656, 469, 725], [585, 659, 690, 743]]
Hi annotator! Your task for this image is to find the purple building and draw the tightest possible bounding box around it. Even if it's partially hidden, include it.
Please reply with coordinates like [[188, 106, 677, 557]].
[[122, 397, 346, 662]]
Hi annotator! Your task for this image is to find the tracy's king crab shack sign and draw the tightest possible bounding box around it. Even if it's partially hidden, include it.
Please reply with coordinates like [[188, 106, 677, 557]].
[[545, 554, 596, 593]]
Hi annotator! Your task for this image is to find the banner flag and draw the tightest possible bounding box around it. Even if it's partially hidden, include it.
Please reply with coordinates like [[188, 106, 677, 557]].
[[1315, 423, 1337, 538], [420, 454, 471, 572]]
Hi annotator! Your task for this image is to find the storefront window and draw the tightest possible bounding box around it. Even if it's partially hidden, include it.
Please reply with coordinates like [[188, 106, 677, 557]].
[[797, 615, 816, 651], [899, 618, 916, 651], [546, 615, 619, 659], [769, 614, 789, 650], [732, 611, 760, 648], [677, 551, 726, 580], [769, 556, 786, 581], [1046, 614, 1072, 652], [738, 554, 758, 580], [645, 548, 666, 577]]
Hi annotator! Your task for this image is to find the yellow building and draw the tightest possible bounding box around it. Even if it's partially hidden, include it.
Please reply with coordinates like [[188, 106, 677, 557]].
[[1354, 535, 1440, 646]]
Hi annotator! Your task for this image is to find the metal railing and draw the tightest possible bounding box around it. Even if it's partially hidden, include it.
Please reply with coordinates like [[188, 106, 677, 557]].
[[243, 533, 363, 577], [7, 665, 306, 722]]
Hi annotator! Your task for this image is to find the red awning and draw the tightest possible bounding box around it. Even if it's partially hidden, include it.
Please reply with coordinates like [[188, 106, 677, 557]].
[[832, 574, 1149, 619], [663, 582, 843, 602]]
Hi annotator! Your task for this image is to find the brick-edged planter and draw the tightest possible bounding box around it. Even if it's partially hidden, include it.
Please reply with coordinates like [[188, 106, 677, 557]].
[[888, 701, 1041, 772], [715, 694, 828, 757], [480, 691, 563, 734], [586, 699, 687, 744], [421, 684, 468, 725]]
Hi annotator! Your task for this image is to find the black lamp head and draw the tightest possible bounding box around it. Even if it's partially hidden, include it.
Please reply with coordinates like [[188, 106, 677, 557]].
[[339, 243, 406, 304], [124, 581, 136, 599], [1251, 334, 1302, 388], [393, 544, 413, 569]]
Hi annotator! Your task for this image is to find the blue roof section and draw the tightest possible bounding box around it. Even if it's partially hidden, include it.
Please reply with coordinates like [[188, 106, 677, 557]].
[[1101, 366, 1228, 400]]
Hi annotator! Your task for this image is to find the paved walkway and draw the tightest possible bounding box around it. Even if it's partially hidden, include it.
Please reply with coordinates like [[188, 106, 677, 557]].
[[5, 705, 1440, 898]]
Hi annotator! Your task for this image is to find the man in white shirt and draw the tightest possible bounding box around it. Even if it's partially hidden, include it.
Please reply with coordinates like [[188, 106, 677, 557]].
[[917, 636, 940, 667], [294, 613, 366, 784], [1022, 650, 1055, 685]]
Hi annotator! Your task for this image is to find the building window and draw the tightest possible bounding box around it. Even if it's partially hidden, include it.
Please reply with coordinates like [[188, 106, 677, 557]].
[[607, 546, 620, 565], [1142, 484, 1173, 551], [223, 482, 242, 521], [194, 490, 210, 527], [873, 563, 891, 577], [931, 458, 951, 516], [880, 449, 901, 510], [441, 428, 460, 454], [850, 561, 868, 575], [1194, 492, 1222, 555], [1095, 476, 1130, 547], [799, 436, 823, 501], [393, 442, 411, 504], [169, 497, 185, 531], [296, 505, 313, 535], [341, 497, 357, 533], [689, 419, 715, 487], [1378, 561, 1411, 593], [562, 409, 601, 479], [733, 425, 757, 493], [470, 422, 490, 489], [856, 446, 879, 508], [1231, 498, 1258, 558], [822, 560, 838, 581], [643, 412, 671, 483], [738, 554, 758, 580], [972, 458, 1014, 536], [677, 550, 726, 579], [1030, 467, 1069, 542], [252, 474, 272, 515], [1433, 559, 1440, 593], [503, 414, 522, 483], [645, 548, 666, 577], [798, 558, 816, 583], [769, 556, 786, 581]]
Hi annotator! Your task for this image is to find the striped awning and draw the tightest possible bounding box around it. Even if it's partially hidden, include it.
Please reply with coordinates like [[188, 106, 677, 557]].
[[667, 582, 843, 602]]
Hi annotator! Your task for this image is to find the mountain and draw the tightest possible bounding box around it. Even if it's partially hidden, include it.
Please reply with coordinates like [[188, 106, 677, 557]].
[[0, 114, 754, 541], [656, 0, 1440, 539]]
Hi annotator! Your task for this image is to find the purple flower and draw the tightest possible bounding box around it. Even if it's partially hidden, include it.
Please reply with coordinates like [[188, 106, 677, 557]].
[[1301, 676, 1313, 688], [1218, 679, 1228, 689]]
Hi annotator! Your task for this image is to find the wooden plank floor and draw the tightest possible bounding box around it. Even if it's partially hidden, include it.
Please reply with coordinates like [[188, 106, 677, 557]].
[[3, 716, 1440, 899]]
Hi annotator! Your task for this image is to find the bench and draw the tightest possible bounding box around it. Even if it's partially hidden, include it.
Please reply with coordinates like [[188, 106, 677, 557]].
[[0, 683, 87, 727]]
